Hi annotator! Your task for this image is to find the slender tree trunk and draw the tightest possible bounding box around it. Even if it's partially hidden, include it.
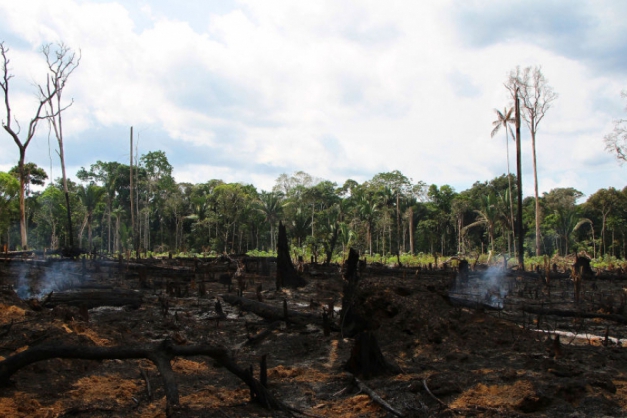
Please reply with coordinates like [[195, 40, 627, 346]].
[[130, 127, 136, 255], [17, 149, 27, 249], [505, 129, 516, 257], [601, 214, 607, 256], [515, 90, 525, 270], [408, 206, 414, 255], [529, 115, 542, 256], [108, 202, 112, 253], [54, 104, 74, 250], [87, 213, 93, 250], [396, 193, 401, 256], [531, 125, 541, 256]]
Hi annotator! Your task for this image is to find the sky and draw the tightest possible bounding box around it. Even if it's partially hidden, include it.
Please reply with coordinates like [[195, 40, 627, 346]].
[[0, 0, 626, 199]]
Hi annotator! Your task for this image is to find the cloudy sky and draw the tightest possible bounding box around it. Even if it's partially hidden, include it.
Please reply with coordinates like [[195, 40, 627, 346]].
[[0, 0, 626, 198]]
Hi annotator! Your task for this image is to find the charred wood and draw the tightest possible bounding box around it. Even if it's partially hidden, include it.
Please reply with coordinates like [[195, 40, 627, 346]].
[[221, 294, 335, 329], [44, 289, 143, 309], [350, 373, 404, 417], [344, 331, 400, 379], [340, 248, 374, 337], [0, 340, 290, 414], [243, 321, 282, 347], [276, 222, 307, 289]]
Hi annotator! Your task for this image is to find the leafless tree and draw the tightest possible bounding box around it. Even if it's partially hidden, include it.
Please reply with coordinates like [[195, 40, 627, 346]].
[[41, 43, 81, 249], [604, 90, 627, 163], [0, 42, 63, 249], [506, 66, 558, 256]]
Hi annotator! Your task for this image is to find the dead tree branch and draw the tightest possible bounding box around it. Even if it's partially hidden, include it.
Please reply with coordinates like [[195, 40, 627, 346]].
[[351, 373, 404, 417], [0, 340, 290, 415]]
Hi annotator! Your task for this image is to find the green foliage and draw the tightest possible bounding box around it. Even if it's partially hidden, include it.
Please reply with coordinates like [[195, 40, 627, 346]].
[[0, 171, 19, 240], [6, 149, 627, 262]]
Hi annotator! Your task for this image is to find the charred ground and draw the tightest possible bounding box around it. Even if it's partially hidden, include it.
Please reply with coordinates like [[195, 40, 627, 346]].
[[1, 254, 627, 417]]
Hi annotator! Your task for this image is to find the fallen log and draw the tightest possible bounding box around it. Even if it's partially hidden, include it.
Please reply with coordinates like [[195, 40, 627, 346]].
[[220, 294, 335, 329], [0, 340, 289, 416], [522, 305, 627, 325], [43, 289, 143, 309]]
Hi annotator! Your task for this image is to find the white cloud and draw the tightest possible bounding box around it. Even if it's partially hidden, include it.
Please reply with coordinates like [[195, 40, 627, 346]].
[[0, 0, 625, 197]]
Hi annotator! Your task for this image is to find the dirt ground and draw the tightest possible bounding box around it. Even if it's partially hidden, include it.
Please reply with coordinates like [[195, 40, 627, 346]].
[[1, 257, 627, 417]]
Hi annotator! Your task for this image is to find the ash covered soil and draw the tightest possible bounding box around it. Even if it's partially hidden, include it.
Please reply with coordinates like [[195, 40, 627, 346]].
[[1, 258, 627, 417]]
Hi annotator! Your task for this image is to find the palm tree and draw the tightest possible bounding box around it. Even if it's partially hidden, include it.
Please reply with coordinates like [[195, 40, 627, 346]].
[[356, 195, 379, 255], [463, 194, 499, 253], [77, 183, 105, 250], [254, 191, 284, 252], [574, 218, 595, 258], [491, 107, 516, 254]]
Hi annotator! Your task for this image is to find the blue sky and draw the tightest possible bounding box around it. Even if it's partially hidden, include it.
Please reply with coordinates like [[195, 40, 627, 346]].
[[0, 0, 626, 199]]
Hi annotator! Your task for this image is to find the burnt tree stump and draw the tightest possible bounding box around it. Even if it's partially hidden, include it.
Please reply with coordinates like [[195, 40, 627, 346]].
[[340, 248, 375, 337], [573, 255, 594, 278], [276, 222, 307, 290], [345, 331, 400, 379]]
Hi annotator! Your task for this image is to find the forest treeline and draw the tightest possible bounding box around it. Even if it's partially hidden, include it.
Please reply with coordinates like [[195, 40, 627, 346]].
[[0, 150, 625, 263]]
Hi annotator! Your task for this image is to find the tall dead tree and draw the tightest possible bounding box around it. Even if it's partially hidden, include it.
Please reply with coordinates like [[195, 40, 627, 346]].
[[507, 66, 558, 256], [0, 42, 62, 249], [275, 221, 307, 289], [515, 88, 525, 270], [42, 43, 81, 250]]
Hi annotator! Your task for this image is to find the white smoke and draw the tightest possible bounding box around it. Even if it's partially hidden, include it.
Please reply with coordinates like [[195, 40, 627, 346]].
[[14, 261, 80, 299], [450, 265, 511, 309]]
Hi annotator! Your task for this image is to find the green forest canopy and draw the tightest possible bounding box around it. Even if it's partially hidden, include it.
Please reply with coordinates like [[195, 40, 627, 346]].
[[0, 150, 625, 263]]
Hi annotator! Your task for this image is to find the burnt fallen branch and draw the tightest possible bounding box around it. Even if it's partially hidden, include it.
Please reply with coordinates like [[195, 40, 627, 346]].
[[0, 339, 289, 416], [350, 373, 404, 417], [522, 305, 627, 325], [243, 321, 282, 347], [220, 294, 336, 329], [422, 378, 447, 408], [447, 295, 503, 311], [43, 289, 143, 309]]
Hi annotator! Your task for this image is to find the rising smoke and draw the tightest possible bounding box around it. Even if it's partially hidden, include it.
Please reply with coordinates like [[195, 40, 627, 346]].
[[449, 265, 513, 309]]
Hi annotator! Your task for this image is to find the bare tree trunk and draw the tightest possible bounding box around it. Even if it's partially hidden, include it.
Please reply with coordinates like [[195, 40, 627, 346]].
[[515, 90, 525, 270], [531, 127, 541, 256], [408, 206, 414, 255], [130, 127, 137, 256], [396, 193, 401, 256], [108, 203, 111, 253], [17, 151, 27, 249]]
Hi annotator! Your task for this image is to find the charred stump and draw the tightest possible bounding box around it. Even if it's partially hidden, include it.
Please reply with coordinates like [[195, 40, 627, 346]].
[[572, 255, 593, 304], [344, 331, 399, 379], [458, 259, 469, 282], [340, 248, 375, 337], [573, 255, 594, 278], [276, 222, 307, 289]]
